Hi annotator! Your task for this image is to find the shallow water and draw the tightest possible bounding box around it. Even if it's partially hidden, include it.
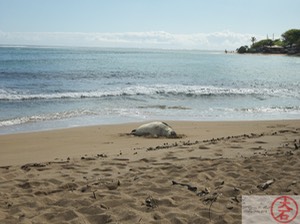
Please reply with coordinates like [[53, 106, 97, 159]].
[[0, 46, 299, 134]]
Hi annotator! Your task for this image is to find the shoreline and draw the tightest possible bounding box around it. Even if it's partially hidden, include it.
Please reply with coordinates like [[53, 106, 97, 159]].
[[1, 115, 300, 136], [1, 119, 300, 223]]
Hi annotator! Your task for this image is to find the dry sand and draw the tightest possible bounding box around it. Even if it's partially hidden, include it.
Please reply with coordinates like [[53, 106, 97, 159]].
[[0, 120, 300, 223]]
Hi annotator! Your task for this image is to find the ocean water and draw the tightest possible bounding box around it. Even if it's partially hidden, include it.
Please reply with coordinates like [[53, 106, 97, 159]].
[[0, 46, 299, 134]]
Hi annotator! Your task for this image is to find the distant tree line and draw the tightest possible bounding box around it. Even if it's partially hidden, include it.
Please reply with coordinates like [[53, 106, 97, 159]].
[[237, 29, 300, 55]]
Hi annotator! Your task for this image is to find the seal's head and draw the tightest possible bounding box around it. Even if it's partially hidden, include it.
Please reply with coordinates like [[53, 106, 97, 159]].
[[169, 130, 177, 138]]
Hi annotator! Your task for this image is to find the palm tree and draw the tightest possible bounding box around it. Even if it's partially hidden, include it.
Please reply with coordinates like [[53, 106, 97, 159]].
[[251, 37, 256, 47]]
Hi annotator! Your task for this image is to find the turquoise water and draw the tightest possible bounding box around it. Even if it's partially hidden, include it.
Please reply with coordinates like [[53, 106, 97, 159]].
[[0, 46, 299, 134]]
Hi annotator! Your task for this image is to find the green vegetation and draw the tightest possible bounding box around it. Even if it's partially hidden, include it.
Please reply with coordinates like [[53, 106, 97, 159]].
[[251, 37, 256, 47], [252, 39, 273, 48], [237, 46, 248, 53], [237, 28, 300, 54], [282, 29, 300, 47]]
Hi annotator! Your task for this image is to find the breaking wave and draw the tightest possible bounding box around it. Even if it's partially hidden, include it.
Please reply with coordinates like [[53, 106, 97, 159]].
[[233, 106, 300, 113], [0, 85, 297, 101], [0, 109, 98, 127]]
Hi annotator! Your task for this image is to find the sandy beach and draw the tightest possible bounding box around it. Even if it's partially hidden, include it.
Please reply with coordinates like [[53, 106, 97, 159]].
[[1, 120, 300, 223]]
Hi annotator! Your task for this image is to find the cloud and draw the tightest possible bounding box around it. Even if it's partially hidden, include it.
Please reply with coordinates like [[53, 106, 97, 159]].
[[0, 30, 263, 50]]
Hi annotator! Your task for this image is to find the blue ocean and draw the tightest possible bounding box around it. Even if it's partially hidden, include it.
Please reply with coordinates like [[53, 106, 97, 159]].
[[0, 46, 299, 134]]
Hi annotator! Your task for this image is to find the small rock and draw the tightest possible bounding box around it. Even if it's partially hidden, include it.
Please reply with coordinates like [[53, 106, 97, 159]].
[[226, 203, 234, 210], [145, 196, 158, 208], [105, 180, 120, 190], [97, 153, 107, 158], [257, 179, 275, 190]]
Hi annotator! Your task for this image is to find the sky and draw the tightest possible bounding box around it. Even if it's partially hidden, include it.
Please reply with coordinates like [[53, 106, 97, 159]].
[[0, 0, 299, 50]]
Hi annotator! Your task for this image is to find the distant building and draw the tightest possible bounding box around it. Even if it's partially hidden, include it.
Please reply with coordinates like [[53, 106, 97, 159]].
[[262, 45, 285, 54]]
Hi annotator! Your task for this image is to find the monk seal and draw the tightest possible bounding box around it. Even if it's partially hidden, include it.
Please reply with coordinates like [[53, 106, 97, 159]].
[[131, 121, 177, 138]]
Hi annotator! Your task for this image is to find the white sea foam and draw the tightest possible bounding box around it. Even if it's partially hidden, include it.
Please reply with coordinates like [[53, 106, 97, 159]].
[[0, 109, 97, 127], [0, 85, 297, 101], [1, 105, 299, 128], [236, 106, 300, 113]]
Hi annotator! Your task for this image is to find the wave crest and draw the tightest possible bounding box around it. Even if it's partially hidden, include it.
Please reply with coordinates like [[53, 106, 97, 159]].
[[0, 85, 297, 101]]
